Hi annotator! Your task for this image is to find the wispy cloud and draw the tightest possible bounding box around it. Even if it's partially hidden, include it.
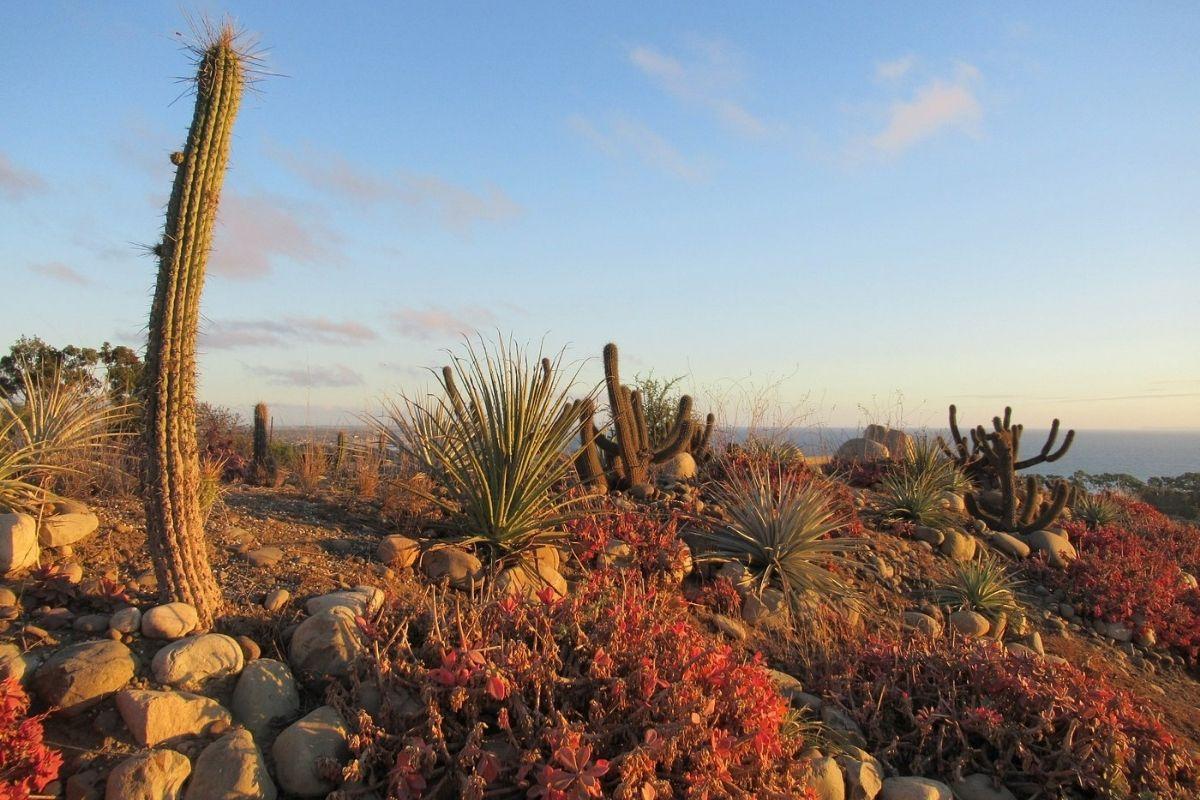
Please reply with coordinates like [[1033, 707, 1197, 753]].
[[274, 146, 522, 234], [868, 62, 982, 155], [876, 54, 916, 82], [202, 317, 378, 349], [568, 114, 706, 181], [629, 39, 769, 138], [0, 152, 46, 201], [210, 191, 341, 279], [257, 363, 364, 388], [28, 261, 92, 286], [390, 306, 496, 340]]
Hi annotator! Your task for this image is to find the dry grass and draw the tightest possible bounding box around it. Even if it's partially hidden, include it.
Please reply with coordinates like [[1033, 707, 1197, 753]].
[[351, 447, 383, 499], [294, 440, 326, 495], [198, 455, 227, 526]]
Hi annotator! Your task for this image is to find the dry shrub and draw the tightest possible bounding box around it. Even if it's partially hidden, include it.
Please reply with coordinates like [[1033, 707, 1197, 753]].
[[353, 447, 383, 499], [294, 440, 327, 495], [380, 471, 440, 528], [803, 633, 1199, 798], [335, 570, 817, 799]]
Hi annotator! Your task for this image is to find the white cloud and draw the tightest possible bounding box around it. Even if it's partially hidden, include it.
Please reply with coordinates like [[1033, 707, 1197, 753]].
[[202, 317, 377, 349], [568, 114, 706, 181], [257, 363, 364, 388], [876, 55, 916, 82], [209, 191, 341, 279], [28, 262, 91, 286], [869, 62, 982, 155], [0, 152, 45, 201], [629, 40, 769, 137], [390, 306, 496, 341], [274, 146, 522, 234]]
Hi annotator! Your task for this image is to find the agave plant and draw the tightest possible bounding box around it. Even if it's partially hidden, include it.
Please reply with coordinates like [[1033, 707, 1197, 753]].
[[875, 468, 956, 528], [0, 363, 131, 512], [1073, 491, 1122, 530], [374, 337, 592, 561], [697, 465, 860, 612], [931, 551, 1023, 623]]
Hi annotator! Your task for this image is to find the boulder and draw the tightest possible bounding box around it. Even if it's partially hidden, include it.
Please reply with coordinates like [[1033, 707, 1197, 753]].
[[836, 438, 889, 462], [288, 606, 364, 682], [0, 641, 37, 684], [820, 704, 867, 748], [949, 610, 991, 638], [141, 602, 199, 640], [881, 777, 952, 800], [938, 491, 966, 513], [271, 705, 349, 797], [185, 728, 277, 800], [33, 640, 136, 715], [913, 526, 944, 546], [865, 425, 913, 461], [938, 530, 977, 562], [807, 756, 845, 800], [742, 588, 787, 625], [495, 560, 568, 600], [37, 512, 99, 548], [263, 588, 291, 612], [245, 546, 283, 568], [766, 669, 804, 702], [74, 613, 110, 633], [838, 756, 883, 800], [950, 775, 1016, 800], [988, 533, 1030, 560], [151, 634, 244, 689], [376, 535, 419, 568], [304, 586, 384, 616], [115, 689, 231, 746], [902, 612, 942, 637], [0, 513, 38, 575], [1024, 530, 1076, 569], [109, 606, 142, 634], [105, 749, 191, 800], [420, 546, 483, 588], [660, 452, 697, 483], [231, 658, 301, 742]]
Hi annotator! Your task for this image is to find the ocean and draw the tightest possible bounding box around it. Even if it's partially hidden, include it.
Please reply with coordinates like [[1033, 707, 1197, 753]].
[[778, 428, 1200, 482]]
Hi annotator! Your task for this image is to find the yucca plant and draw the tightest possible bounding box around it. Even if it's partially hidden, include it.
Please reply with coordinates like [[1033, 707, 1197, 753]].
[[903, 436, 972, 494], [374, 337, 592, 561], [1073, 491, 1122, 530], [931, 551, 1023, 624], [876, 468, 956, 528], [0, 363, 131, 512], [697, 465, 861, 612]]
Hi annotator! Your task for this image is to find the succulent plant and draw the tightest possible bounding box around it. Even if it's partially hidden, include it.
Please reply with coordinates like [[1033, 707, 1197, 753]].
[[249, 402, 278, 486], [141, 23, 249, 628]]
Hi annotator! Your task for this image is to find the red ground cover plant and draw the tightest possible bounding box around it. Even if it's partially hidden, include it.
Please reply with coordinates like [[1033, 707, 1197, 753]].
[[0, 679, 62, 800], [804, 634, 1199, 798], [564, 504, 693, 577], [335, 570, 817, 799], [1030, 497, 1200, 663]]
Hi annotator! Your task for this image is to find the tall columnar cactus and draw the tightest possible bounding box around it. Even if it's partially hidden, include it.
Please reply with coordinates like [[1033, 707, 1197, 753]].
[[573, 398, 609, 494], [141, 25, 247, 629], [333, 430, 347, 473], [963, 421, 1072, 534], [939, 404, 1074, 485], [594, 343, 698, 488], [250, 402, 277, 486]]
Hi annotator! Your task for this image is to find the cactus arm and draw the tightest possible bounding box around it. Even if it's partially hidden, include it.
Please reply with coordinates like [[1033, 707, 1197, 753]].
[[1014, 420, 1075, 469], [603, 343, 645, 485], [964, 492, 1004, 531], [1024, 480, 1071, 532], [630, 389, 651, 454], [651, 419, 694, 464], [693, 413, 715, 451]]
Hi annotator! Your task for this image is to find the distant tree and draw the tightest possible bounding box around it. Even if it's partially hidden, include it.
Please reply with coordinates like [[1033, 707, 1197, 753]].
[[0, 336, 143, 408]]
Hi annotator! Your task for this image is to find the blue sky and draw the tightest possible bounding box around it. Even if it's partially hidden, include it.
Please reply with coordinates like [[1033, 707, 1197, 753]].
[[2, 3, 1197, 430]]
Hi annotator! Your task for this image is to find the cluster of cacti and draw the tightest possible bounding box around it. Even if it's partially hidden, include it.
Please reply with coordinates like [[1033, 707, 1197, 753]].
[[141, 25, 247, 630], [249, 401, 279, 486], [574, 343, 714, 491], [939, 404, 1074, 484], [945, 406, 1075, 534]]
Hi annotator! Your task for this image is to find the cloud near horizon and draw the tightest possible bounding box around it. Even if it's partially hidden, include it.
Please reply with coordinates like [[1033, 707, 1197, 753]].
[[568, 114, 706, 181], [202, 316, 378, 349], [869, 62, 982, 155], [256, 363, 364, 388], [629, 40, 769, 138], [274, 146, 522, 234], [390, 305, 497, 341], [0, 152, 46, 201], [28, 261, 92, 286], [210, 191, 340, 279]]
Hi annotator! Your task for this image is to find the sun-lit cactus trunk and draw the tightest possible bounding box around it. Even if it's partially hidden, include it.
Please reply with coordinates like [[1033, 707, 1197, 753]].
[[141, 29, 245, 630], [250, 402, 277, 485]]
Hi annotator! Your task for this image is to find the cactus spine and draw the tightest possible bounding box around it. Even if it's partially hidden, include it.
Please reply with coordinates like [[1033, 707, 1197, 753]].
[[141, 26, 246, 629]]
